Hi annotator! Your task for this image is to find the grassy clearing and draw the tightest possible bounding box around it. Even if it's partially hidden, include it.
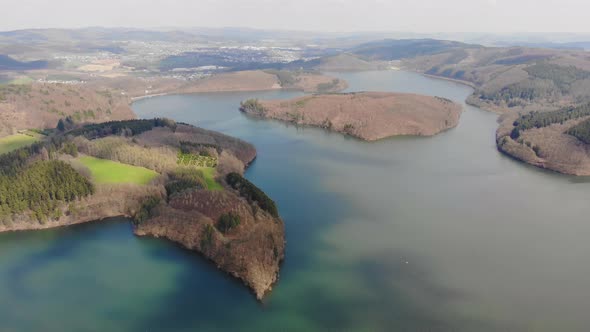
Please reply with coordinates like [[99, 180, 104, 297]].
[[199, 167, 223, 191], [176, 151, 221, 190], [79, 156, 159, 185], [0, 133, 40, 155], [177, 152, 217, 167]]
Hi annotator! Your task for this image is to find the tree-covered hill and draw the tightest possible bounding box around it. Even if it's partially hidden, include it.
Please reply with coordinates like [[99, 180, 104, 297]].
[[566, 118, 590, 144], [350, 39, 477, 61], [509, 103, 590, 139], [400, 45, 590, 111], [0, 141, 94, 222]]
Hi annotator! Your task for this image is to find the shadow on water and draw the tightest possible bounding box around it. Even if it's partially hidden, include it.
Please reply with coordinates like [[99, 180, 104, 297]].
[[129, 237, 257, 331], [2, 218, 129, 294], [351, 250, 521, 332]]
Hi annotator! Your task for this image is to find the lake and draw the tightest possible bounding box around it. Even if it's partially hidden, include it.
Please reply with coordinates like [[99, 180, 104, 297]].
[[1, 71, 590, 331]]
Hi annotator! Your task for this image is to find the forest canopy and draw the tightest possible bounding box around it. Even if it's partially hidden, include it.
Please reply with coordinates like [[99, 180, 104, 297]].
[[0, 160, 94, 222], [226, 172, 278, 218], [510, 103, 590, 139], [66, 118, 177, 139], [566, 118, 590, 144]]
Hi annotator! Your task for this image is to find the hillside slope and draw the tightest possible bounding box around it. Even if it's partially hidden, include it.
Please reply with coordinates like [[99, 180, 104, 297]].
[[0, 83, 134, 135]]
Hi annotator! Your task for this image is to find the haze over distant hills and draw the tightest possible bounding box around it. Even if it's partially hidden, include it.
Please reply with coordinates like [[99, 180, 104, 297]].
[[3, 27, 590, 49]]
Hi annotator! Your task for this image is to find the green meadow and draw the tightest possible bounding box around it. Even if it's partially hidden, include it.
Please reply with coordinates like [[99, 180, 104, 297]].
[[79, 156, 159, 185], [0, 133, 40, 155], [199, 167, 223, 191]]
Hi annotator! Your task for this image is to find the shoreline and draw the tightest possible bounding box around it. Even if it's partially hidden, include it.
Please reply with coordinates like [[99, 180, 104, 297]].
[[420, 72, 477, 89], [0, 213, 129, 234], [130, 93, 170, 101]]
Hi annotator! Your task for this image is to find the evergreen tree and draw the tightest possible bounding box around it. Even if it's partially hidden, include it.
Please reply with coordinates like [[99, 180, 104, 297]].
[[57, 119, 65, 132]]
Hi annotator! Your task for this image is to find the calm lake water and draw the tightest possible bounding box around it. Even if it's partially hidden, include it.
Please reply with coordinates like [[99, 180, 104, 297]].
[[2, 71, 590, 331]]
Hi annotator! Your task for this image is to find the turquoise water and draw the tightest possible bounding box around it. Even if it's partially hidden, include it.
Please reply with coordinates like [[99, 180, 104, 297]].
[[2, 71, 590, 331]]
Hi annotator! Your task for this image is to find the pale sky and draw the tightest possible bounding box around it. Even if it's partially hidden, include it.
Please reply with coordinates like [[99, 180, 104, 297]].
[[1, 0, 589, 33]]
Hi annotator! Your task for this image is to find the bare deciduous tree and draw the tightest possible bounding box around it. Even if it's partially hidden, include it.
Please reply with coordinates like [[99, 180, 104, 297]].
[[217, 151, 244, 176]]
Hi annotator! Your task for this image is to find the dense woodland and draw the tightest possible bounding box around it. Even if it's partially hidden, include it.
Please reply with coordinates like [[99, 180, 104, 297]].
[[510, 103, 590, 139], [566, 118, 590, 144], [217, 213, 241, 233], [0, 135, 69, 176], [226, 172, 278, 218], [66, 118, 177, 139], [0, 159, 94, 222], [165, 168, 207, 197], [478, 63, 590, 106], [479, 80, 560, 105], [524, 63, 590, 92]]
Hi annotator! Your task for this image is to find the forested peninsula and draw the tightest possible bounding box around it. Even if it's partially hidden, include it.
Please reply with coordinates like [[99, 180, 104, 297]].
[[239, 92, 463, 141], [496, 103, 590, 175], [0, 118, 284, 300]]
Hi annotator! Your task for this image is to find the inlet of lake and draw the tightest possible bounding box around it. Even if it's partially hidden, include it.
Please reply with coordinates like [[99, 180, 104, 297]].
[[2, 71, 590, 331]]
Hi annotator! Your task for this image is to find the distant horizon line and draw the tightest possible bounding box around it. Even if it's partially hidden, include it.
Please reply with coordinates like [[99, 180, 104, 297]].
[[2, 26, 590, 36]]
